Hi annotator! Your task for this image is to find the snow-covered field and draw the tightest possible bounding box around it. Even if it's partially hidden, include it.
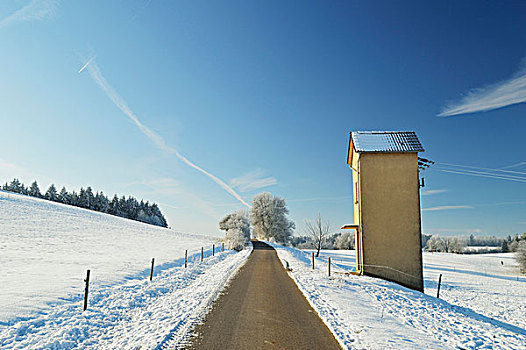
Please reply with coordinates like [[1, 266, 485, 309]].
[[3, 190, 524, 349], [0, 191, 251, 348], [272, 245, 526, 350]]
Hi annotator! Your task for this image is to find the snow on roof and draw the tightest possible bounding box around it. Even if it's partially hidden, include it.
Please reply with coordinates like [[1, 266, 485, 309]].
[[351, 131, 424, 153]]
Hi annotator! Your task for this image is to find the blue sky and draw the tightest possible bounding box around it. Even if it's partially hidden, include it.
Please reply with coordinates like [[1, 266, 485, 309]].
[[0, 1, 525, 237]]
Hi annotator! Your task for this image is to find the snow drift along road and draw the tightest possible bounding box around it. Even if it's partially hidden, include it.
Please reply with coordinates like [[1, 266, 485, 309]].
[[0, 191, 252, 348]]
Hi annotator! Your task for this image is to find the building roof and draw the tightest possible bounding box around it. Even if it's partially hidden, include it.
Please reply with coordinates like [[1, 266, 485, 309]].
[[351, 131, 424, 153]]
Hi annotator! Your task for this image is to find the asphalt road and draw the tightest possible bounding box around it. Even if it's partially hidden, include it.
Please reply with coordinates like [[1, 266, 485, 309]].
[[187, 240, 341, 350]]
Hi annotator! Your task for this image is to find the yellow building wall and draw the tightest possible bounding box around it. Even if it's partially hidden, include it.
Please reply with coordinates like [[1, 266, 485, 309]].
[[357, 152, 424, 291], [351, 150, 363, 272]]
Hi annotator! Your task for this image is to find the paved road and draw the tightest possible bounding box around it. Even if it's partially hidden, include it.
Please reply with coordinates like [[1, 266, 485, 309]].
[[187, 241, 341, 350]]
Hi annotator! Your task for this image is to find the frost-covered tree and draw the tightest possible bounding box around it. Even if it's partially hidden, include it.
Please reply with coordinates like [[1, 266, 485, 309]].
[[28, 181, 42, 198], [58, 186, 69, 204], [45, 184, 58, 202], [305, 213, 330, 257], [444, 236, 466, 253], [335, 231, 355, 250], [6, 178, 23, 193], [516, 241, 526, 272], [426, 234, 444, 252], [219, 211, 251, 251], [93, 192, 109, 213], [251, 192, 295, 243]]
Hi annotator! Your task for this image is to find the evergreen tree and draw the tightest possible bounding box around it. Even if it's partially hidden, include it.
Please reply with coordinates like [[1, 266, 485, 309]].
[[69, 190, 79, 206], [45, 184, 58, 201], [118, 196, 127, 217], [58, 187, 70, 204], [108, 195, 120, 215], [7, 178, 23, 193], [19, 184, 28, 195], [78, 188, 89, 208], [85, 186, 94, 209], [502, 239, 509, 253], [93, 192, 109, 213], [125, 197, 139, 220], [28, 181, 42, 198]]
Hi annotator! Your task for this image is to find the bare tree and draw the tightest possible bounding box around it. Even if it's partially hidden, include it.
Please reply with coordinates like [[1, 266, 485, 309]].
[[306, 213, 330, 257]]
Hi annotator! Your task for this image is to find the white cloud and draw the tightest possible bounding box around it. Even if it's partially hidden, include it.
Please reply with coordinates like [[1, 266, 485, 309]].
[[0, 0, 59, 28], [230, 169, 277, 192], [423, 205, 472, 211], [79, 55, 250, 208], [132, 178, 181, 196], [438, 59, 526, 117], [421, 189, 447, 196]]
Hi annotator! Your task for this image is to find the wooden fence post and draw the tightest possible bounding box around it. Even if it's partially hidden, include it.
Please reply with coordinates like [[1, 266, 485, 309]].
[[312, 252, 315, 270], [83, 269, 90, 312], [201, 247, 203, 262], [222, 243, 224, 252], [213, 244, 215, 256], [436, 273, 442, 298], [328, 257, 331, 277], [150, 258, 155, 281], [185, 250, 188, 268]]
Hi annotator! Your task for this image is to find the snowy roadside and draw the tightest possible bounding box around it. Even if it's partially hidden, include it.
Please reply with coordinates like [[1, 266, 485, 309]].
[[0, 246, 252, 349], [269, 243, 526, 350], [0, 191, 218, 323]]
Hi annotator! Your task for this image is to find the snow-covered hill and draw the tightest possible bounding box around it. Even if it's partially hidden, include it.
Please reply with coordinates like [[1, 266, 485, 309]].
[[0, 191, 251, 348], [272, 245, 526, 349]]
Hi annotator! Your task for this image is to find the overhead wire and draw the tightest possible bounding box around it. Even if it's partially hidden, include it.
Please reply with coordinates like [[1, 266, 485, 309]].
[[430, 162, 526, 183], [436, 162, 526, 176]]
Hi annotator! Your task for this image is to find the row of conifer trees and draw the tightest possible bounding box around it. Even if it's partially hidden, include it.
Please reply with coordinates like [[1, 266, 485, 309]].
[[2, 178, 168, 228]]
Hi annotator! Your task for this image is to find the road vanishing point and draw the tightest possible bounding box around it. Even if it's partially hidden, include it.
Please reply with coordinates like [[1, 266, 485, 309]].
[[187, 240, 341, 349]]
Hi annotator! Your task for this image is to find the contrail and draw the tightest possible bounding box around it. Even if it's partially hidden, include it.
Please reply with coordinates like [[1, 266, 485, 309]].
[[79, 57, 250, 208], [78, 56, 95, 73], [438, 59, 526, 117], [0, 0, 59, 28]]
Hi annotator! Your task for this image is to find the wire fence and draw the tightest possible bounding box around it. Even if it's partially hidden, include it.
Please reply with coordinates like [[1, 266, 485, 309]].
[[0, 242, 226, 320]]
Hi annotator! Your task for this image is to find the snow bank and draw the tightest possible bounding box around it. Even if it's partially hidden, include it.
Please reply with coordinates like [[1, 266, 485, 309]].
[[0, 191, 252, 348], [270, 244, 526, 350]]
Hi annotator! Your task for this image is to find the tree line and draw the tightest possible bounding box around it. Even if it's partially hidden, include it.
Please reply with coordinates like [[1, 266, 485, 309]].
[[422, 233, 526, 254], [2, 178, 168, 228]]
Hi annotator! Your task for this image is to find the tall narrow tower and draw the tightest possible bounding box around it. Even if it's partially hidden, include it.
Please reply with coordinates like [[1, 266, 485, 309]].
[[343, 131, 425, 292]]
